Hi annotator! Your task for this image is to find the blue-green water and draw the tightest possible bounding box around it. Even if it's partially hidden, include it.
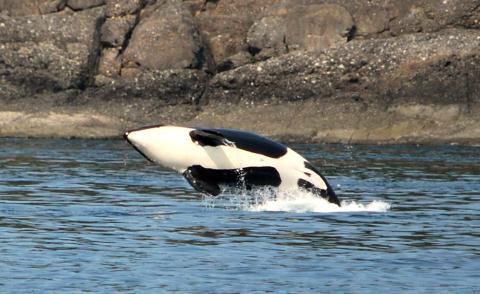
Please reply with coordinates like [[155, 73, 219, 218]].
[[1, 139, 479, 293]]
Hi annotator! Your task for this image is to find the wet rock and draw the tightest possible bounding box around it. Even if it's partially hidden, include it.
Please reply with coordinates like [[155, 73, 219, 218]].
[[100, 15, 136, 47], [66, 0, 105, 10], [122, 0, 204, 71], [0, 8, 104, 93], [105, 0, 143, 17]]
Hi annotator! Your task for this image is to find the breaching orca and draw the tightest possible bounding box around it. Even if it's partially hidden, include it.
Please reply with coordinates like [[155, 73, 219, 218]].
[[124, 125, 340, 206]]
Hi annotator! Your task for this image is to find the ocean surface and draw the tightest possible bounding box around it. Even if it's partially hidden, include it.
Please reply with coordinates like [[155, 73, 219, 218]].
[[0, 138, 479, 293]]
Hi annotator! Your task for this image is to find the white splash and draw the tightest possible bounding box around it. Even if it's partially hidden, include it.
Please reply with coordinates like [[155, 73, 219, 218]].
[[250, 196, 391, 213], [202, 188, 391, 213]]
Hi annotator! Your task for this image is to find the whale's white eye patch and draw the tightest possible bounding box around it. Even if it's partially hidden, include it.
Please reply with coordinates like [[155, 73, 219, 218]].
[[189, 130, 229, 147]]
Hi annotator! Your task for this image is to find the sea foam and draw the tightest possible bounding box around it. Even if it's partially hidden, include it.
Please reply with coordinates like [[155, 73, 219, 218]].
[[202, 188, 391, 213]]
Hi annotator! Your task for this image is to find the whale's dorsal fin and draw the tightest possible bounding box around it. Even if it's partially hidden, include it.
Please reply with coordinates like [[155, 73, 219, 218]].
[[189, 129, 235, 147], [183, 166, 221, 196]]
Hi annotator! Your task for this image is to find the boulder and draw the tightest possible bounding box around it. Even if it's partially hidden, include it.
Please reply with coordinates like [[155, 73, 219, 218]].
[[352, 3, 392, 37], [105, 0, 143, 17], [0, 8, 104, 93], [100, 15, 136, 47], [0, 0, 67, 16], [66, 0, 105, 10], [122, 0, 204, 71], [193, 0, 279, 69], [195, 14, 251, 66], [39, 0, 67, 14], [247, 16, 287, 54]]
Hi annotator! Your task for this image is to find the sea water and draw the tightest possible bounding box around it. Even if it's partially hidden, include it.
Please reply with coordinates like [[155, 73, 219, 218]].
[[0, 139, 479, 293]]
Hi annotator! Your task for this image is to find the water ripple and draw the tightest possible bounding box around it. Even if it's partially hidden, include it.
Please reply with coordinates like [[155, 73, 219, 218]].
[[0, 139, 479, 293]]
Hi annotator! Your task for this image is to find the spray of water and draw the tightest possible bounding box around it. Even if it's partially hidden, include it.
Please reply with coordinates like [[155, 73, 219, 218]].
[[202, 187, 391, 213]]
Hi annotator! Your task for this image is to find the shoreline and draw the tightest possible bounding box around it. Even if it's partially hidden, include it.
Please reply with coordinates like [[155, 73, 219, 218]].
[[2, 99, 479, 145], [1, 1, 479, 144]]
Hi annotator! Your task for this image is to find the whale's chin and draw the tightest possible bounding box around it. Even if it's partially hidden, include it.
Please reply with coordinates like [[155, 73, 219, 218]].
[[124, 131, 154, 163]]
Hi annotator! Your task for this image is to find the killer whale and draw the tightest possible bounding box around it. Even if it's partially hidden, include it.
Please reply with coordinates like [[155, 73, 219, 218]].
[[124, 125, 340, 206]]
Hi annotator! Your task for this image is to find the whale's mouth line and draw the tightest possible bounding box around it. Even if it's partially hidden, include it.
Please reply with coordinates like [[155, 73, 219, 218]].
[[124, 132, 154, 163]]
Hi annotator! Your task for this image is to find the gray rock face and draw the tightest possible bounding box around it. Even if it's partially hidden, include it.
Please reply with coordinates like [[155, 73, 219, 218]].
[[195, 14, 251, 70], [287, 4, 353, 51], [248, 3, 354, 55], [210, 29, 480, 107], [92, 69, 207, 104], [122, 0, 204, 71], [387, 0, 480, 35], [96, 0, 143, 81], [0, 8, 104, 94], [246, 0, 480, 51]]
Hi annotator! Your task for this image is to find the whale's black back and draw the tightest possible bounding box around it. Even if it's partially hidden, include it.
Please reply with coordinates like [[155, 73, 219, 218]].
[[200, 128, 288, 158]]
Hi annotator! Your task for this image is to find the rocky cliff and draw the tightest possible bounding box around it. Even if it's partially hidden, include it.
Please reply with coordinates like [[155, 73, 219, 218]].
[[1, 0, 479, 143]]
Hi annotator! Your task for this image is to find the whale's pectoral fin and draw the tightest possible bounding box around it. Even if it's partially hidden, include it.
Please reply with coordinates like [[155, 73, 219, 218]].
[[183, 167, 221, 196], [189, 130, 235, 147]]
